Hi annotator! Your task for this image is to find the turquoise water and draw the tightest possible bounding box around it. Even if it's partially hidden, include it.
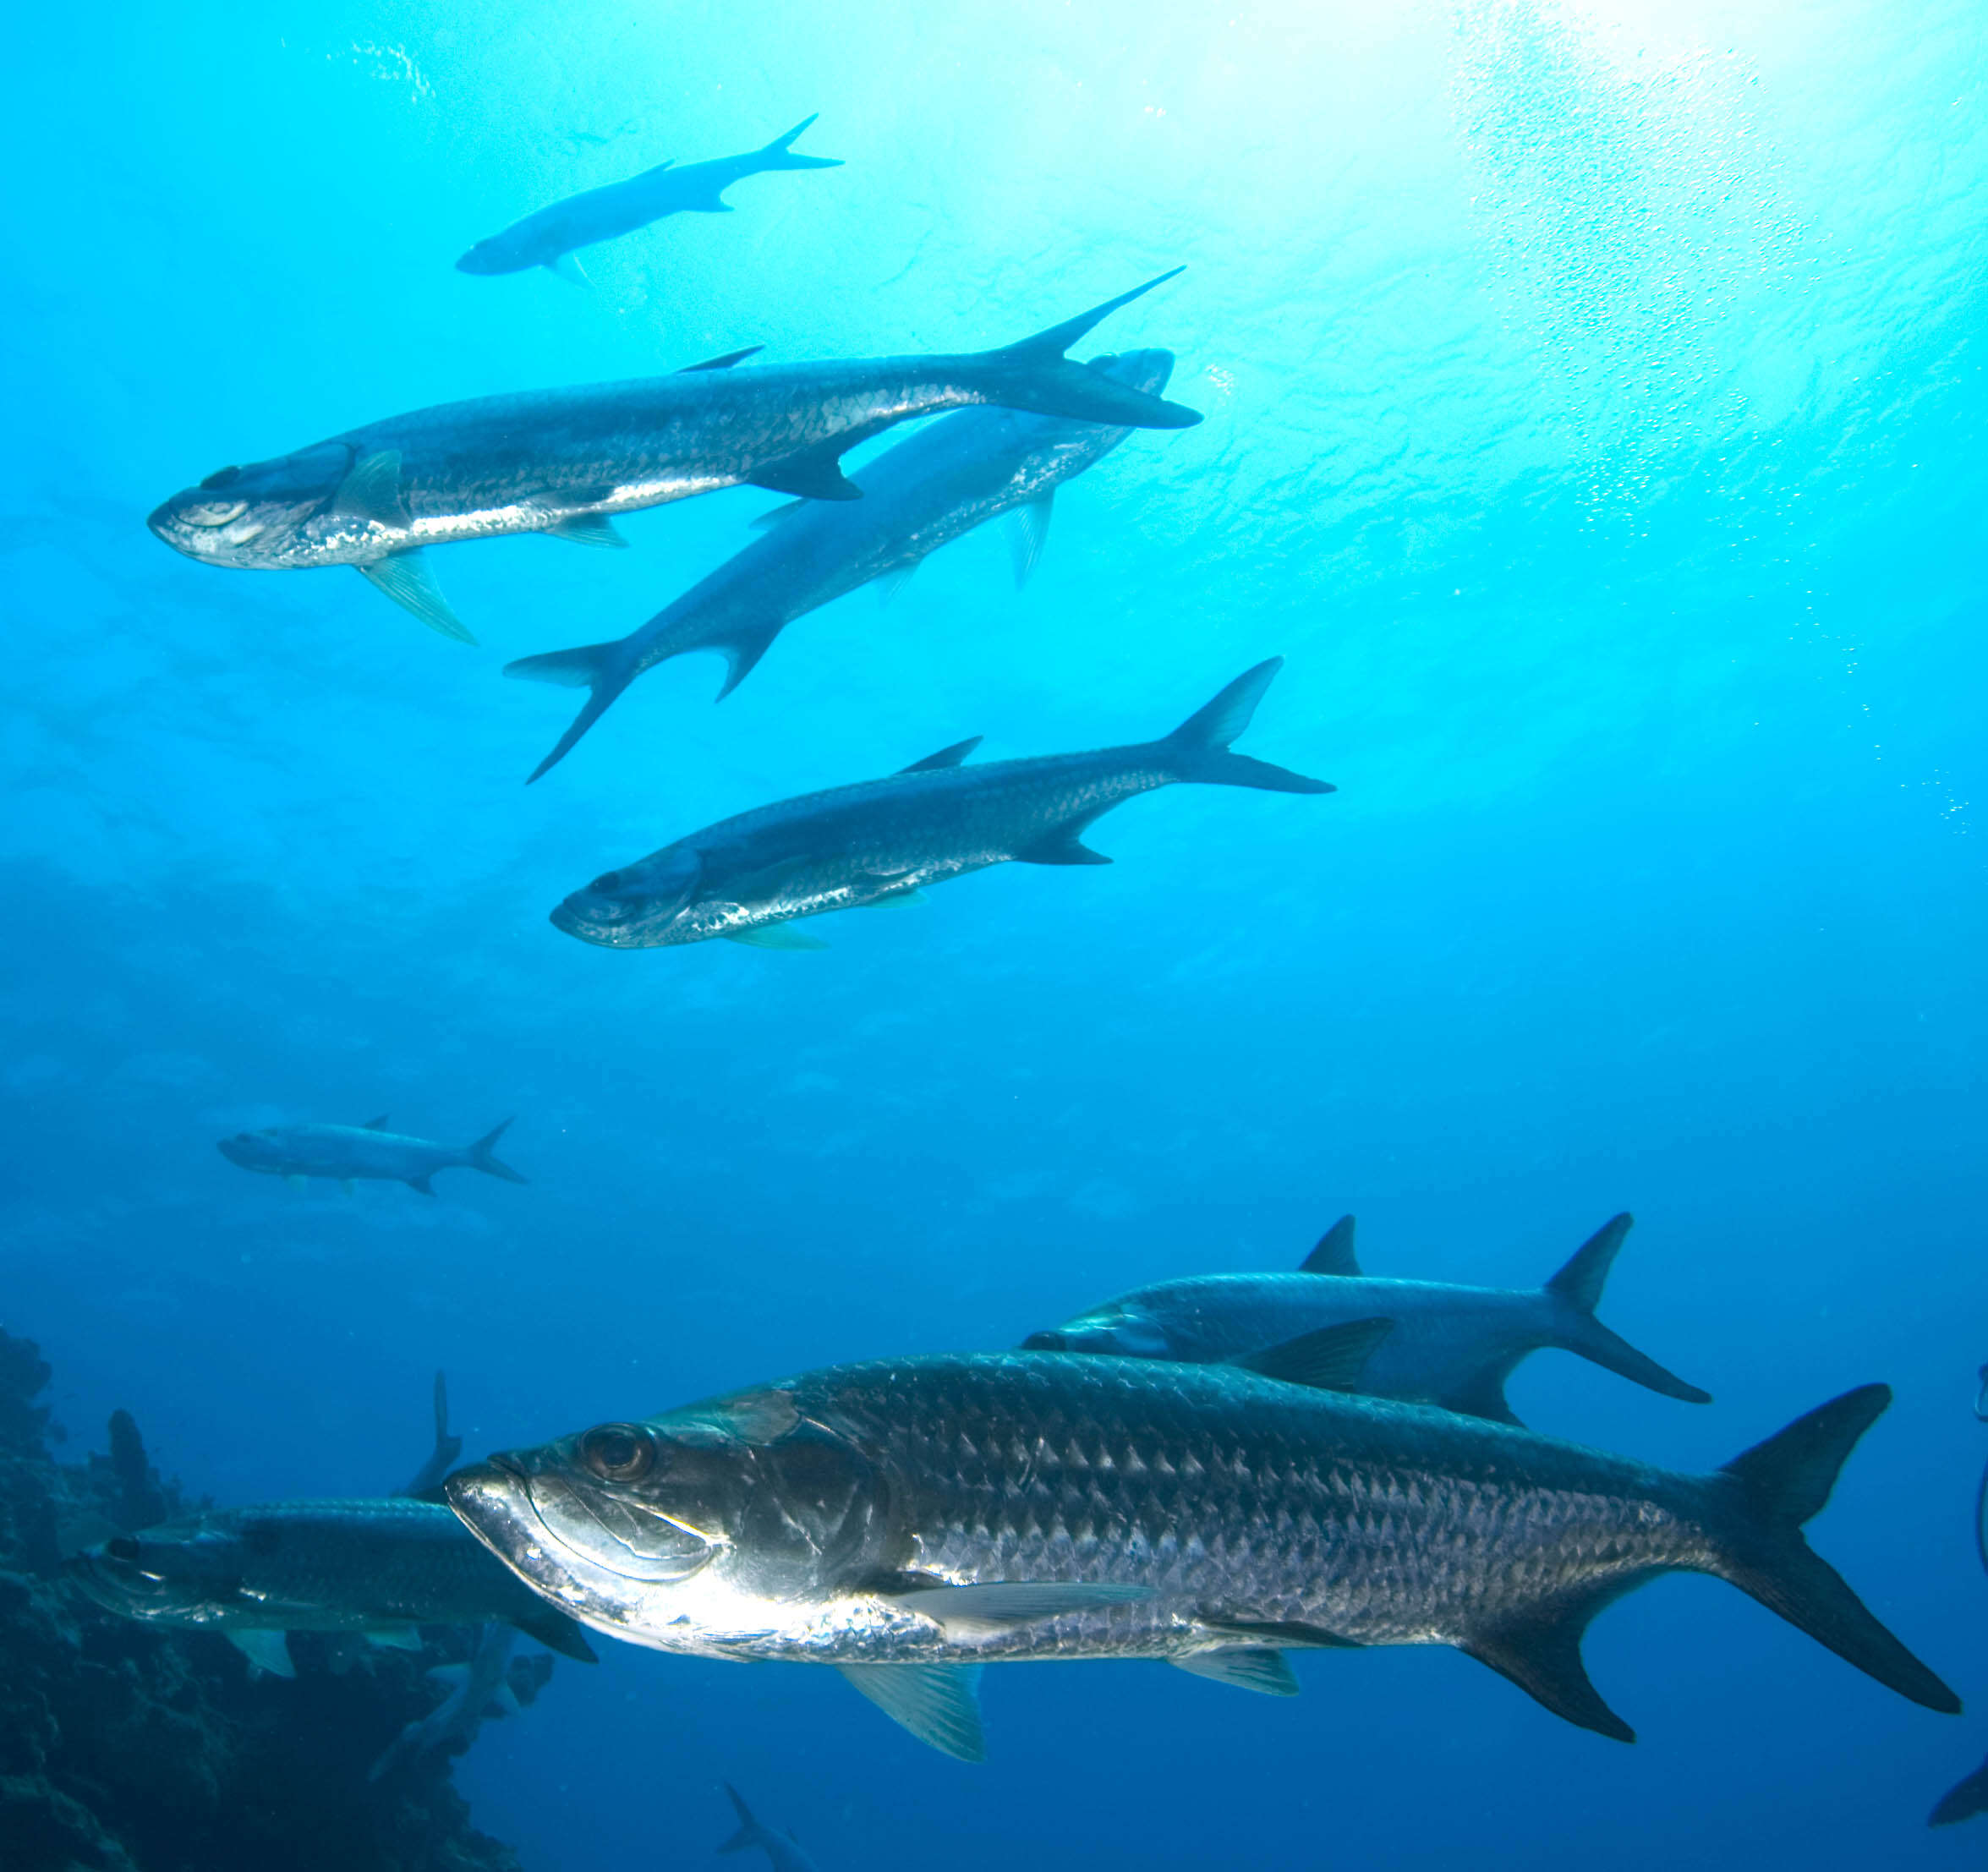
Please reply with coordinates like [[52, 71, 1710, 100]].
[[4, 0, 1986, 1864]]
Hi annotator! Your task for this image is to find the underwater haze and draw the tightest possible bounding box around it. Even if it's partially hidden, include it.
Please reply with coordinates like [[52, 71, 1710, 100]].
[[5, 0, 1988, 1867]]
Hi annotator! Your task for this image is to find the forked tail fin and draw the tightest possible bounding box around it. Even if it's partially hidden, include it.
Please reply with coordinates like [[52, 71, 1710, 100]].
[[972, 271, 1202, 430], [1710, 1385, 1960, 1715], [719, 1783, 773, 1855], [1161, 658, 1334, 795], [468, 1119, 528, 1185], [758, 112, 843, 170], [1543, 1214, 1711, 1405]]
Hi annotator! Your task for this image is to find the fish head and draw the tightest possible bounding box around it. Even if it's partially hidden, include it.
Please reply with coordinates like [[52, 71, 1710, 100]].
[[446, 1388, 892, 1651], [148, 441, 353, 567], [550, 846, 706, 950], [455, 233, 525, 276], [68, 1522, 247, 1624], [1021, 1301, 1175, 1359], [217, 1127, 289, 1173]]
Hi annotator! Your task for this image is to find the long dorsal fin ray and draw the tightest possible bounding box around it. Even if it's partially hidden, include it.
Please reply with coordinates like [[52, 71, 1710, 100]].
[[680, 345, 764, 373], [1299, 1214, 1359, 1275], [898, 736, 982, 774]]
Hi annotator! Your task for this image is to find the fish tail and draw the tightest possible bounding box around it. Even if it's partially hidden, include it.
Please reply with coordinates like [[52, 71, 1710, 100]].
[[1542, 1214, 1711, 1404], [1930, 1754, 1988, 1826], [972, 270, 1202, 430], [759, 112, 843, 169], [505, 639, 638, 783], [1705, 1385, 1959, 1716], [719, 1783, 770, 1853], [467, 1118, 529, 1185], [1160, 658, 1334, 795]]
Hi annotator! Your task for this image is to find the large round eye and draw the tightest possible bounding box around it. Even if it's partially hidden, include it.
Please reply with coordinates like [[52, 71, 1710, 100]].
[[107, 1536, 140, 1563], [578, 1422, 656, 1482], [588, 870, 623, 894]]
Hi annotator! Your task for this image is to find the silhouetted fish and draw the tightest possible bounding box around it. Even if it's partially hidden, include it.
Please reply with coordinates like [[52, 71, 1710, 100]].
[[457, 115, 842, 281], [446, 1354, 1957, 1761], [1023, 1212, 1710, 1426], [720, 1785, 820, 1872], [506, 347, 1182, 780], [71, 1498, 596, 1674], [216, 1115, 526, 1196], [550, 659, 1331, 952], [146, 274, 1198, 642]]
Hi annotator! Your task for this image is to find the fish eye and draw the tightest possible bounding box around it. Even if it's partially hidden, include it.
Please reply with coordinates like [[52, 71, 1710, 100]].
[[579, 1422, 656, 1482], [588, 871, 623, 893], [1022, 1330, 1066, 1351], [107, 1537, 140, 1563], [199, 465, 243, 490]]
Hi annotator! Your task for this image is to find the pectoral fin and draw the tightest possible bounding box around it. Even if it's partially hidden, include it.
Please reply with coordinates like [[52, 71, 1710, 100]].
[[836, 1662, 985, 1762], [1234, 1317, 1393, 1393], [406, 1173, 437, 1196], [548, 252, 590, 287], [358, 552, 477, 645], [364, 1625, 424, 1651], [876, 560, 920, 605], [1171, 1647, 1300, 1696], [723, 924, 829, 950], [890, 1580, 1152, 1639], [337, 450, 408, 527], [227, 1629, 296, 1678], [1007, 494, 1054, 588], [746, 445, 861, 501]]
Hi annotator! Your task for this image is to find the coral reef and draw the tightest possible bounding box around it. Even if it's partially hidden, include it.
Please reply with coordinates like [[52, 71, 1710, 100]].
[[0, 1325, 523, 1872]]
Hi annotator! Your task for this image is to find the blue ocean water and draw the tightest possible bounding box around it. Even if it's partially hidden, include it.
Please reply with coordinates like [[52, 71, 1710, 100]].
[[4, 0, 1985, 1864]]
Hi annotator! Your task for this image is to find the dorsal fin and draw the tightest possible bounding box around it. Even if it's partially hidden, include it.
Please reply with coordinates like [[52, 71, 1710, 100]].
[[898, 736, 982, 775], [363, 1114, 390, 1130], [1299, 1214, 1359, 1275], [679, 345, 764, 373], [1542, 1213, 1631, 1313]]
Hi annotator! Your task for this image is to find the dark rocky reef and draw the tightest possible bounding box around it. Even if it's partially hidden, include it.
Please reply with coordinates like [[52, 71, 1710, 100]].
[[0, 1325, 523, 1872]]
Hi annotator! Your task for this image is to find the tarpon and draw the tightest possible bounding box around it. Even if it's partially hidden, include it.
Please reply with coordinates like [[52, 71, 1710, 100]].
[[146, 273, 1199, 643], [550, 658, 1331, 952], [70, 1498, 597, 1675], [720, 1785, 821, 1872], [1022, 1212, 1710, 1426], [507, 348, 1181, 780], [368, 1623, 536, 1782], [446, 1352, 1957, 1762], [216, 1114, 527, 1196], [457, 115, 842, 282]]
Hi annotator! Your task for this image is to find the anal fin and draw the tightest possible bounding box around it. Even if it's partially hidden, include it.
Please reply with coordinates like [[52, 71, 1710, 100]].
[[1460, 1603, 1636, 1742], [544, 513, 628, 549], [746, 444, 861, 501], [1013, 826, 1110, 866], [227, 1628, 297, 1678], [723, 923, 829, 951]]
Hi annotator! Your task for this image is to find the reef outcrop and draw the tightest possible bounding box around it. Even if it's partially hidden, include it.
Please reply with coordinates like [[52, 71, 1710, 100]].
[[0, 1325, 523, 1872]]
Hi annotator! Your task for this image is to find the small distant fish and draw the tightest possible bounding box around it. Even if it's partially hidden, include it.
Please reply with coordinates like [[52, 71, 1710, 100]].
[[550, 659, 1332, 952], [368, 1622, 541, 1781], [216, 1114, 526, 1196], [145, 274, 1198, 643], [719, 1784, 820, 1872], [400, 1371, 464, 1502], [507, 347, 1181, 780], [446, 1355, 1958, 1761], [458, 115, 843, 282], [69, 1497, 596, 1675], [1022, 1212, 1710, 1426]]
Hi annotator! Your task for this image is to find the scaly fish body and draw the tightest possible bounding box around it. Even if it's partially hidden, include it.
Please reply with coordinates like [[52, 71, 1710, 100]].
[[507, 348, 1177, 778], [70, 1498, 594, 1661], [551, 660, 1332, 950], [446, 1353, 1956, 1755]]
